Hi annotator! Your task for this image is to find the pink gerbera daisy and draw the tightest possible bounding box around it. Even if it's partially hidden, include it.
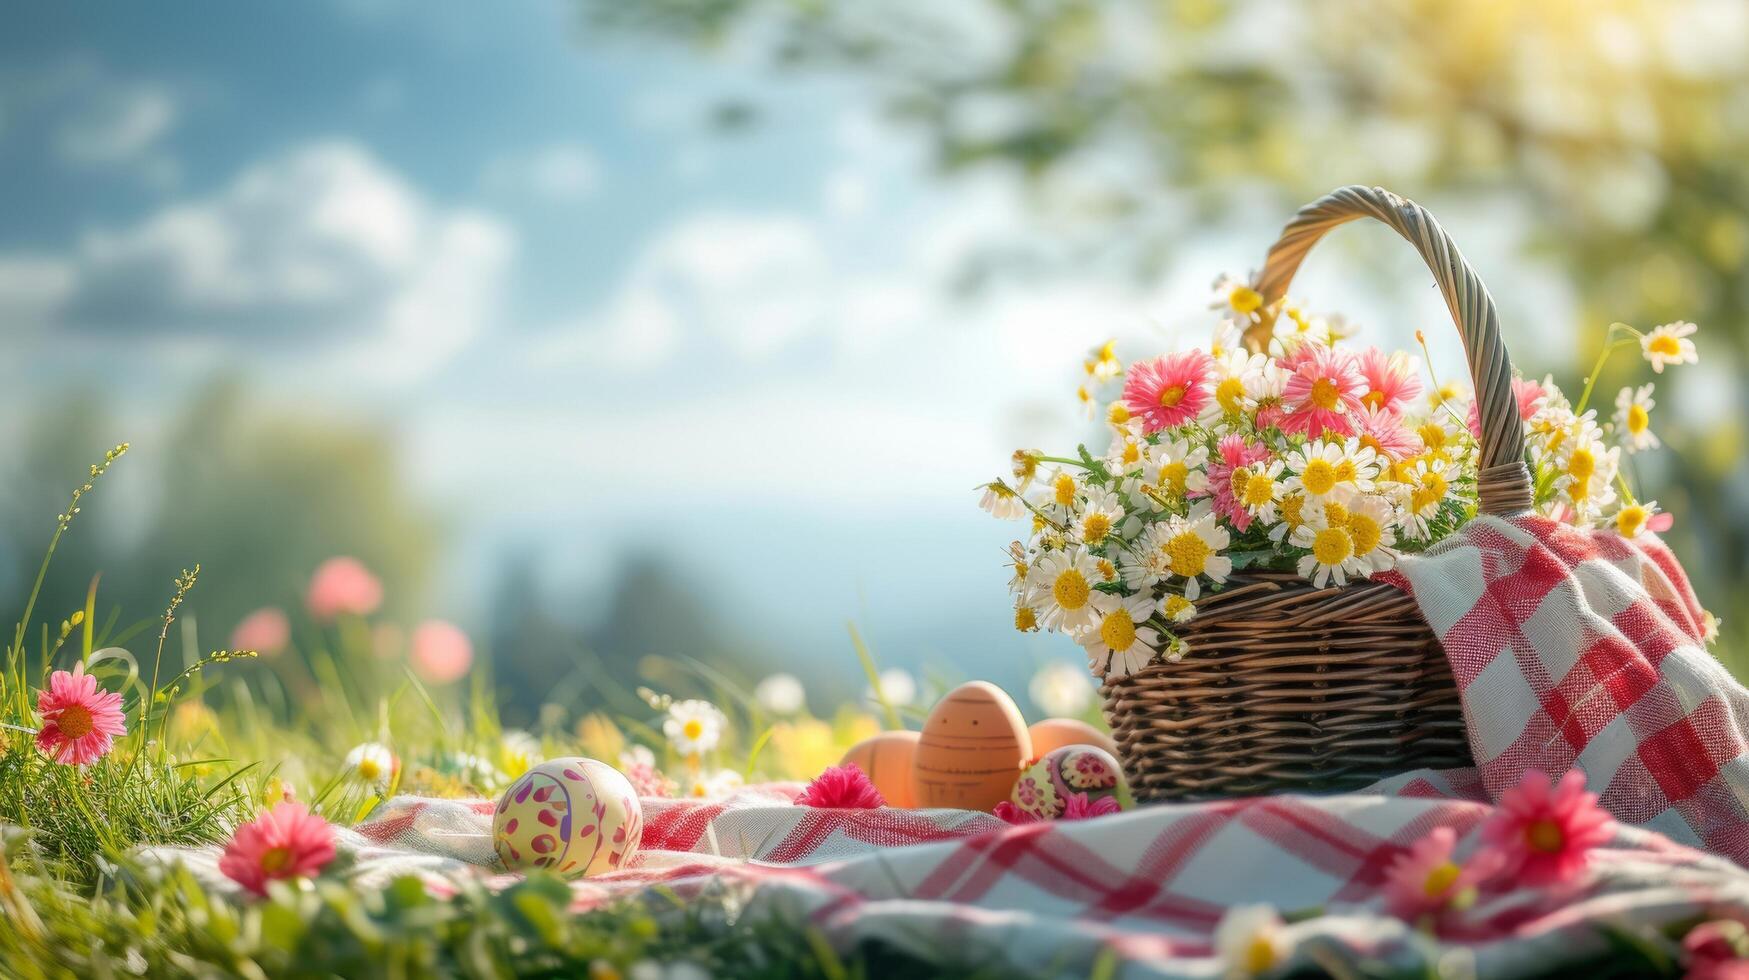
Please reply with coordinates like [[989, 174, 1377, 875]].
[[219, 801, 337, 896], [797, 763, 885, 809], [1467, 376, 1549, 439], [34, 662, 127, 766], [1356, 347, 1424, 414], [1199, 433, 1270, 531], [1354, 405, 1423, 461], [1381, 826, 1502, 922], [1479, 769, 1613, 886], [1279, 343, 1367, 439], [1122, 351, 1214, 433]]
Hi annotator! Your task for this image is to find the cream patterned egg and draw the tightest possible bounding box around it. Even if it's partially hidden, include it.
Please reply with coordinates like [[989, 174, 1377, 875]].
[[1010, 744, 1131, 820], [493, 757, 642, 877]]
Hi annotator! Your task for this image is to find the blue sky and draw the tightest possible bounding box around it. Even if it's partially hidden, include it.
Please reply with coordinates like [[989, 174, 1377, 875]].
[[6, 0, 1673, 699]]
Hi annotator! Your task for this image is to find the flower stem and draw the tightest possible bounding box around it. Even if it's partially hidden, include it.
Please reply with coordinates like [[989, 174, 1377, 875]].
[[1572, 324, 1640, 417]]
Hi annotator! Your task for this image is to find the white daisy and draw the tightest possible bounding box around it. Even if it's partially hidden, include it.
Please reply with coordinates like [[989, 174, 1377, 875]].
[[1210, 272, 1265, 323], [866, 668, 918, 708], [1031, 468, 1082, 522], [1136, 437, 1210, 510], [1396, 457, 1461, 541], [684, 768, 744, 799], [1159, 593, 1196, 624], [1640, 320, 1698, 373], [1029, 661, 1095, 717], [1132, 512, 1231, 599], [979, 481, 1027, 520], [1613, 499, 1661, 539], [1552, 430, 1620, 523], [1291, 506, 1366, 589], [1026, 547, 1106, 631], [345, 742, 396, 790], [1337, 494, 1399, 574], [1076, 592, 1161, 679], [1083, 340, 1123, 384], [1282, 439, 1354, 500], [1010, 450, 1044, 493], [1235, 459, 1285, 524], [1613, 384, 1659, 453], [663, 699, 727, 755], [1204, 349, 1271, 420], [1214, 904, 1290, 979], [1266, 491, 1311, 545], [1103, 432, 1149, 477], [1075, 486, 1127, 547], [754, 673, 806, 715]]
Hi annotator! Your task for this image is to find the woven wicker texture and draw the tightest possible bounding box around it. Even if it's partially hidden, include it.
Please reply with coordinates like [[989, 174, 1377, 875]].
[[1104, 186, 1528, 802]]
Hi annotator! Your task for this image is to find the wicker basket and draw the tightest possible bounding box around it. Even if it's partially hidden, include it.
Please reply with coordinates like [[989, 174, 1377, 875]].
[[1102, 185, 1536, 803]]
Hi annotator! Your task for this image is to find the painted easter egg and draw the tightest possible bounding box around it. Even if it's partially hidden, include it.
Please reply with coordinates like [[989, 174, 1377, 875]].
[[1028, 718, 1118, 758], [1010, 744, 1131, 820], [912, 680, 1032, 811], [841, 730, 921, 808], [493, 757, 642, 878]]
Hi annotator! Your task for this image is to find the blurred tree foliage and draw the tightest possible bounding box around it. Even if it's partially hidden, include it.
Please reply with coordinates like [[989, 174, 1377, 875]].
[[0, 381, 440, 666], [584, 0, 1749, 603]]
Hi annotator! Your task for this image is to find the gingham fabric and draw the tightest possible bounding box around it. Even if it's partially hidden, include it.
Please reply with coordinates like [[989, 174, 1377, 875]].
[[135, 515, 1749, 977]]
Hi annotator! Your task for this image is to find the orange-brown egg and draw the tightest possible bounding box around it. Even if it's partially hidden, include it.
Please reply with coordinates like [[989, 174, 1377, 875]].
[[1028, 718, 1117, 759], [841, 730, 921, 808], [912, 681, 1032, 811]]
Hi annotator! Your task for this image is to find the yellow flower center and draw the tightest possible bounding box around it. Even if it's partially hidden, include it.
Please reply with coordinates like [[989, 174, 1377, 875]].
[[1301, 459, 1337, 496], [1568, 447, 1595, 482], [1229, 467, 1250, 501], [1526, 819, 1565, 853], [1164, 531, 1211, 577], [1229, 284, 1263, 314], [1099, 610, 1138, 652], [1244, 935, 1279, 973], [1347, 512, 1382, 555], [1215, 376, 1247, 414], [1647, 334, 1681, 357], [1617, 506, 1648, 537], [1411, 486, 1441, 515], [259, 846, 294, 875], [1334, 459, 1358, 483], [683, 719, 704, 741], [1053, 569, 1091, 610], [1121, 441, 1141, 465], [1359, 433, 1382, 456], [1107, 402, 1131, 425], [1310, 377, 1342, 411], [1280, 494, 1306, 528], [1014, 607, 1038, 632], [1054, 473, 1076, 507], [56, 704, 94, 740], [1362, 389, 1386, 411], [1423, 861, 1461, 898], [357, 757, 381, 781], [1158, 461, 1188, 494], [1096, 558, 1118, 581], [1418, 423, 1448, 450], [1162, 595, 1193, 619], [1312, 527, 1354, 565], [1627, 404, 1649, 434], [1083, 513, 1112, 544], [1158, 385, 1187, 408], [1242, 473, 1275, 508], [1323, 500, 1349, 526], [1077, 385, 1092, 404]]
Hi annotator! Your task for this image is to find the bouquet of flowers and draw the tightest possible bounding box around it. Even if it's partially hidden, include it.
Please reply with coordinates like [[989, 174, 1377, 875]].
[[981, 275, 1699, 683]]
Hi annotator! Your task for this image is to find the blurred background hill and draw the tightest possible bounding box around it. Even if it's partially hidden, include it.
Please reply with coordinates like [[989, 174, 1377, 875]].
[[2, 0, 1744, 717]]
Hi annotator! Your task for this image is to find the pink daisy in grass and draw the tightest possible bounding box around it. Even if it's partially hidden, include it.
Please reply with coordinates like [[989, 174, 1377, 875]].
[[1121, 351, 1214, 433], [1199, 433, 1270, 532], [1279, 343, 1367, 439], [796, 763, 885, 809], [1479, 769, 1613, 887], [1467, 376, 1549, 439], [1381, 826, 1504, 922], [230, 607, 290, 658], [35, 662, 127, 766], [306, 557, 383, 622], [409, 620, 473, 685], [219, 801, 336, 897], [1355, 347, 1424, 414], [1354, 405, 1423, 462]]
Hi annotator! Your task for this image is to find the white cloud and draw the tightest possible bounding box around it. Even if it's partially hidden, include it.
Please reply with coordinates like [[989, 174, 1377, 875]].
[[1, 140, 514, 381], [55, 85, 177, 167], [482, 143, 601, 203]]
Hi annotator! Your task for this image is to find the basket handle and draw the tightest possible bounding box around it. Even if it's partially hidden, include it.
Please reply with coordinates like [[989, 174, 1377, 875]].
[[1240, 185, 1532, 516]]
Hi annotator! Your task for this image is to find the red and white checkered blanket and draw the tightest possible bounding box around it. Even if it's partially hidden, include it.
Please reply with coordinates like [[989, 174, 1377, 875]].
[[141, 515, 1749, 976]]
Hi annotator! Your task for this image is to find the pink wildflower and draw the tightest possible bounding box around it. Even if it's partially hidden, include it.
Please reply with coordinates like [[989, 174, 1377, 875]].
[[1479, 769, 1613, 886], [1354, 405, 1423, 461], [230, 607, 290, 657], [1200, 433, 1270, 532], [219, 801, 336, 897], [34, 662, 127, 766], [1381, 826, 1502, 922], [797, 763, 885, 809], [306, 557, 383, 622], [1058, 792, 1121, 821], [1279, 343, 1367, 438], [994, 801, 1042, 825], [1122, 351, 1214, 433], [1467, 376, 1548, 438], [1356, 347, 1424, 414], [409, 620, 473, 685]]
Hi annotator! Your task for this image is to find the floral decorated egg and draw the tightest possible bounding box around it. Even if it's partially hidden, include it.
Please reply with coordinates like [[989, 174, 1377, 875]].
[[1010, 744, 1132, 820], [493, 757, 642, 878]]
